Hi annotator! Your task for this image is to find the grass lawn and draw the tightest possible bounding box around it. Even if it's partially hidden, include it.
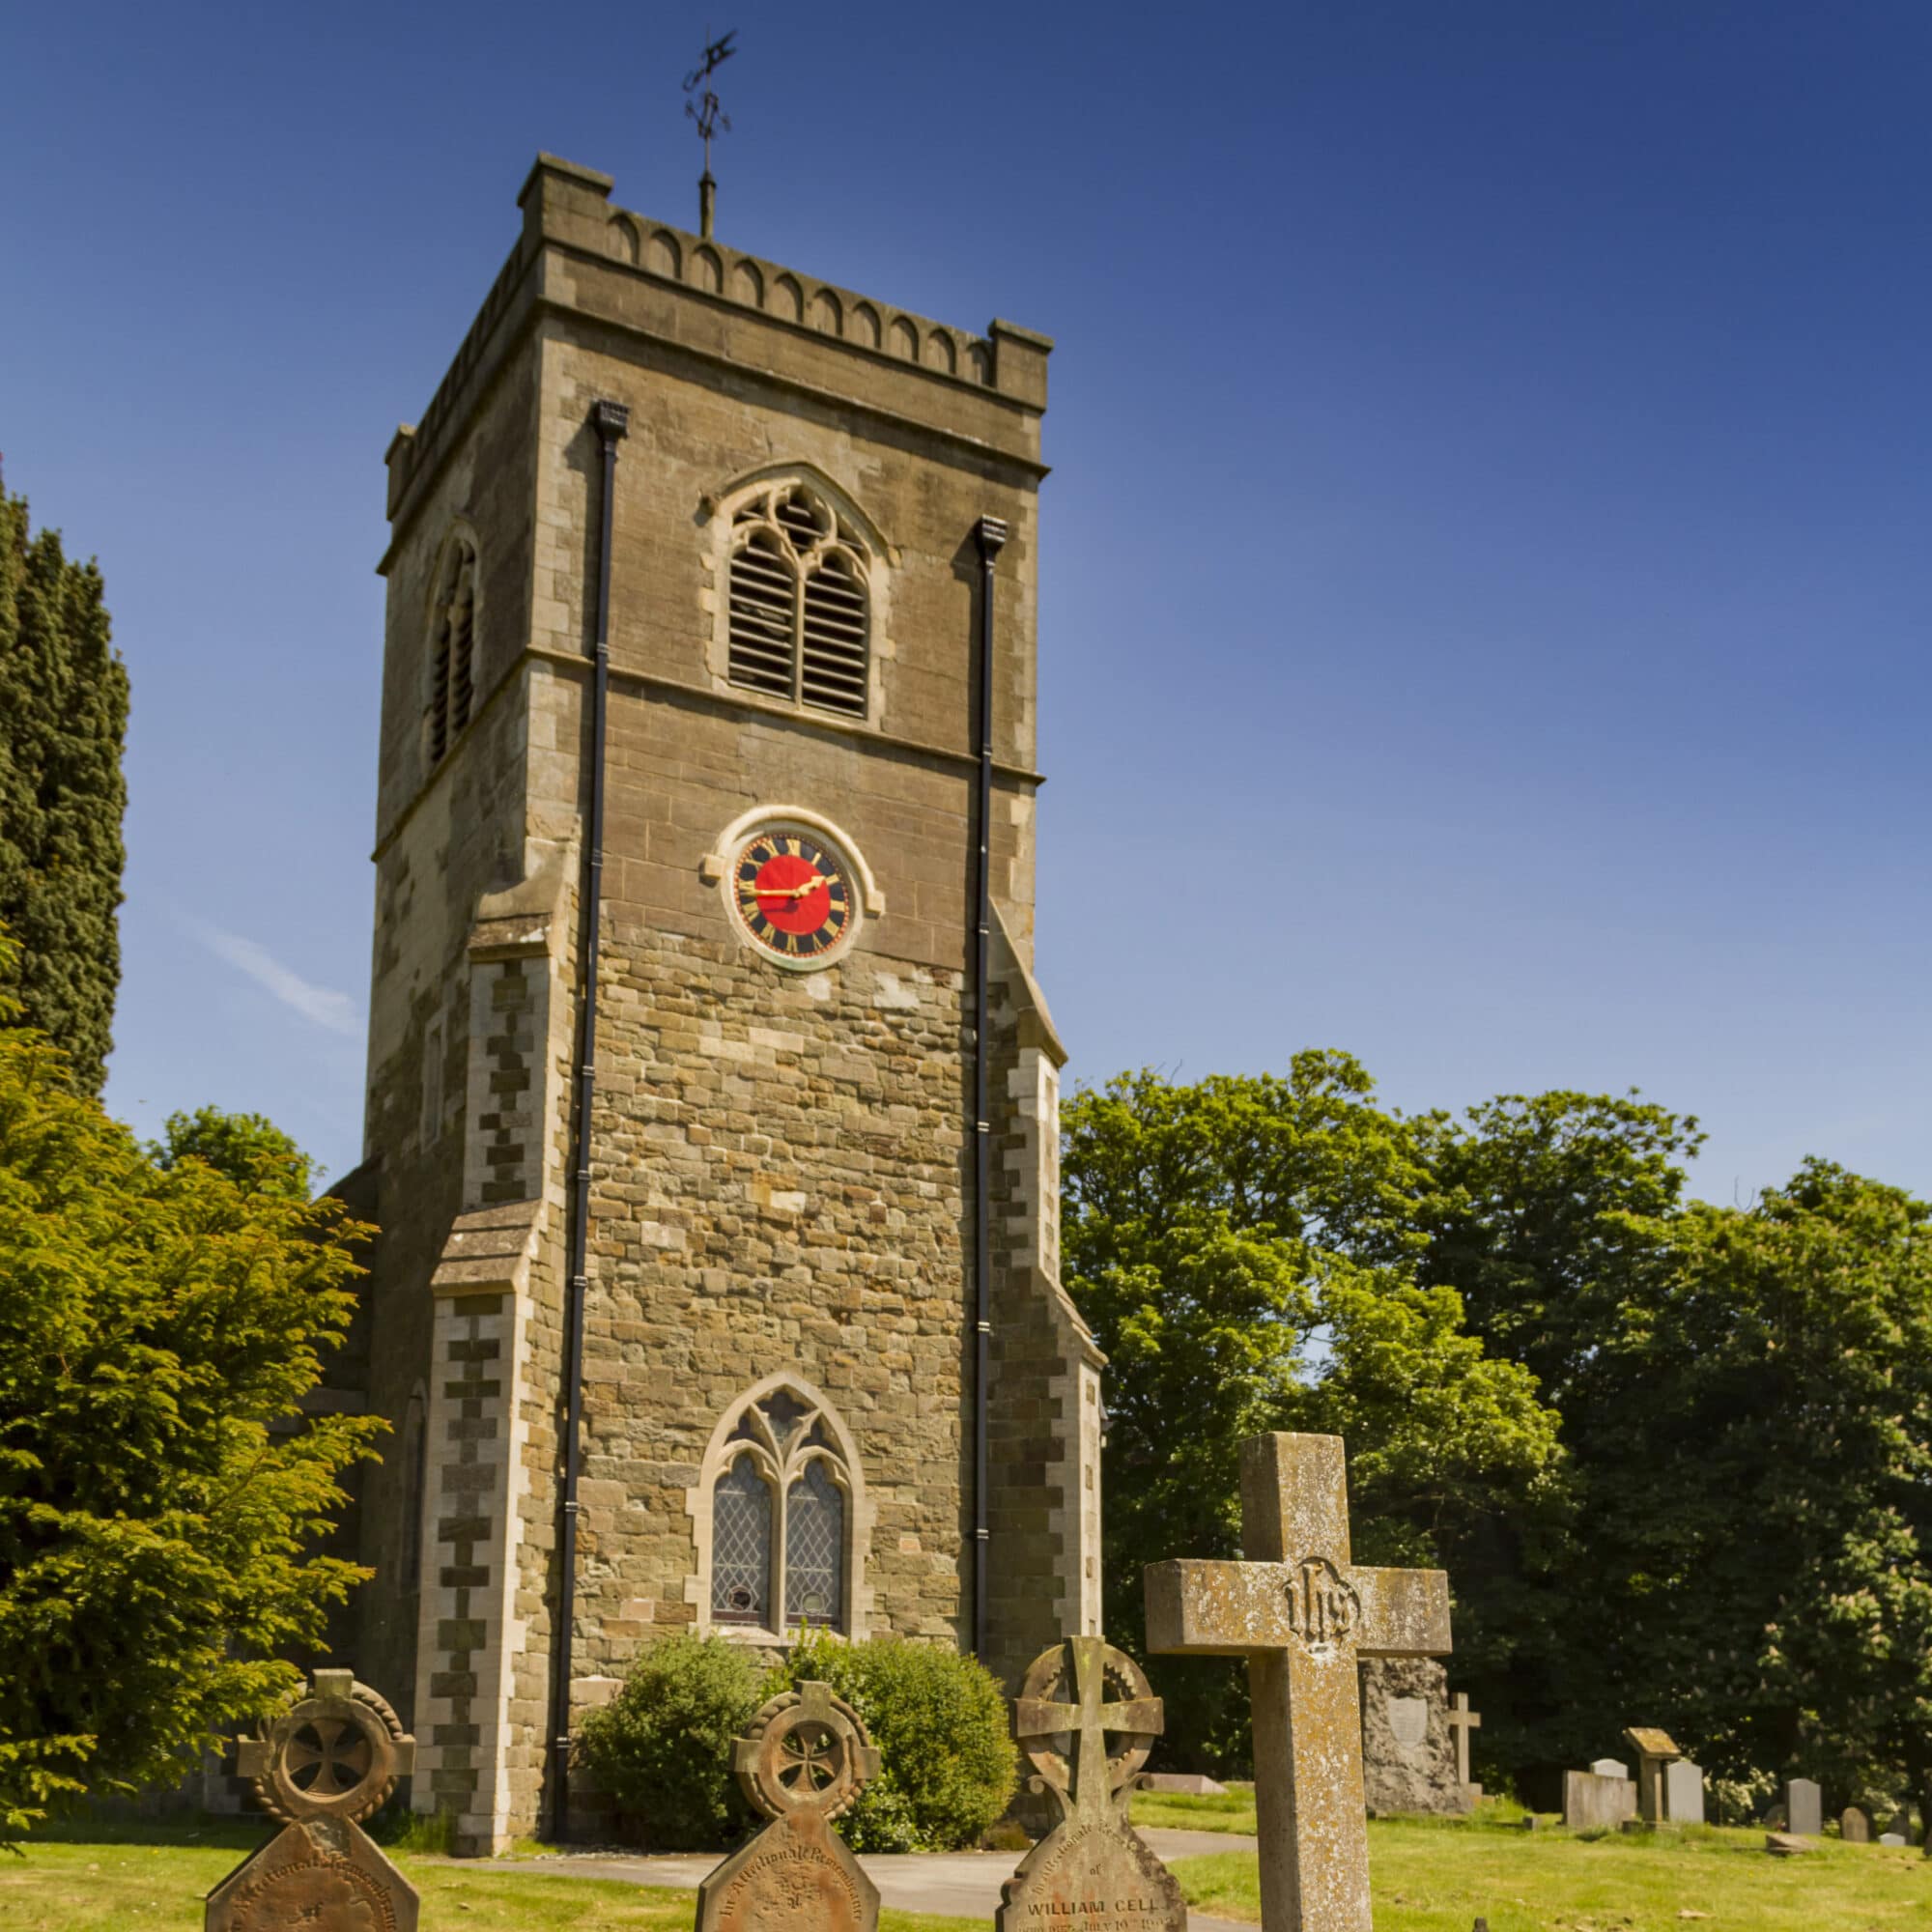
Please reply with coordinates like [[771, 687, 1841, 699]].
[[1167, 1813, 1932, 1931], [0, 1821, 980, 1932]]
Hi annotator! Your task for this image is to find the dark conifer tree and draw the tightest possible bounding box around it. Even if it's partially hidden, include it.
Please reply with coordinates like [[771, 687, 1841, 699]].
[[0, 487, 129, 1093]]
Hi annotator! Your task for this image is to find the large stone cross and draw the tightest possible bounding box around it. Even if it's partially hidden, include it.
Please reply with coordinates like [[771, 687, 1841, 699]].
[[1144, 1434, 1451, 1932]]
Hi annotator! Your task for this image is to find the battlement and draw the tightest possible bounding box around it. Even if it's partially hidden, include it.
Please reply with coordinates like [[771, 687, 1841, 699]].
[[385, 154, 1053, 527]]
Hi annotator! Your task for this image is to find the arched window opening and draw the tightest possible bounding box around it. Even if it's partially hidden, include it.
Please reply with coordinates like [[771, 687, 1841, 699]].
[[712, 1454, 775, 1624], [785, 1458, 845, 1628], [724, 482, 872, 720], [701, 1381, 857, 1634], [428, 533, 478, 766]]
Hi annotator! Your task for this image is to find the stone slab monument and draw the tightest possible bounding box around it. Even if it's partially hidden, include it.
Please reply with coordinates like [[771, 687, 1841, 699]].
[[1784, 1777, 1823, 1837], [1663, 1759, 1705, 1826], [206, 1669, 417, 1932], [696, 1682, 881, 1932], [1359, 1659, 1469, 1816], [1621, 1728, 1682, 1825], [996, 1634, 1187, 1932], [1141, 1773, 1228, 1797], [1562, 1769, 1637, 1832], [1841, 1806, 1872, 1843], [1145, 1432, 1453, 1932]]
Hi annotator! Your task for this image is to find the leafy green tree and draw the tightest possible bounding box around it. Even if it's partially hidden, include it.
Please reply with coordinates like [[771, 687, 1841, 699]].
[[0, 491, 128, 1093], [155, 1105, 317, 1201], [0, 953, 380, 1844], [1062, 1056, 1564, 1771]]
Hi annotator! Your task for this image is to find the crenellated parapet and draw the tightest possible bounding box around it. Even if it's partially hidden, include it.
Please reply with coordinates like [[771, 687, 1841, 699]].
[[385, 153, 1052, 529]]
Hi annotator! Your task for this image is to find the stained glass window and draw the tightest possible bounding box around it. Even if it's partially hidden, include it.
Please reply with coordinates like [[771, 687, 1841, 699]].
[[712, 1456, 772, 1622], [785, 1459, 844, 1629]]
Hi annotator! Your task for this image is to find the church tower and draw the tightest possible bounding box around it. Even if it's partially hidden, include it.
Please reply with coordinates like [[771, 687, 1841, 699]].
[[342, 154, 1101, 1853]]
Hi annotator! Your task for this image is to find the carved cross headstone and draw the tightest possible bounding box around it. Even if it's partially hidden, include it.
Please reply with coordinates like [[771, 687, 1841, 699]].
[[997, 1634, 1187, 1932], [1144, 1433, 1451, 1932], [1447, 1692, 1482, 1789], [697, 1681, 882, 1932], [206, 1669, 418, 1932]]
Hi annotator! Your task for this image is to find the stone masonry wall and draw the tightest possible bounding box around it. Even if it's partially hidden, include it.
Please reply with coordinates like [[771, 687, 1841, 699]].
[[566, 922, 973, 1685]]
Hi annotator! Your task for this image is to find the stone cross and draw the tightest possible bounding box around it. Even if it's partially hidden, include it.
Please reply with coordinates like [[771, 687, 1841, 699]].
[[1447, 1692, 1482, 1787], [1145, 1433, 1451, 1932]]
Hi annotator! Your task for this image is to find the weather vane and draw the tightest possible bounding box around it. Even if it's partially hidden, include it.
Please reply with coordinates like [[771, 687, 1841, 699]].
[[684, 27, 737, 240]]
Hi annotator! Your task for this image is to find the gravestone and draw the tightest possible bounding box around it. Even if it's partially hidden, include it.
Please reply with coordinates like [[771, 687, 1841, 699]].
[[1784, 1777, 1823, 1837], [1359, 1659, 1469, 1816], [1621, 1728, 1681, 1825], [205, 1669, 417, 1932], [1588, 1758, 1629, 1780], [696, 1682, 880, 1932], [1662, 1758, 1705, 1826], [1141, 1773, 1228, 1797], [997, 1634, 1186, 1932], [1447, 1691, 1483, 1803], [1146, 1431, 1452, 1932], [1562, 1771, 1636, 1832], [1840, 1806, 1871, 1843], [1881, 1832, 1907, 1847]]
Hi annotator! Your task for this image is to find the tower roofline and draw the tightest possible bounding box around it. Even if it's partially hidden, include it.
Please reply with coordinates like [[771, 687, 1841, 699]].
[[384, 154, 1053, 538]]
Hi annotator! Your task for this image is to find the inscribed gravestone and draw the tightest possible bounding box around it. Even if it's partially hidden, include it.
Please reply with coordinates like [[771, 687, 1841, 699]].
[[1360, 1658, 1468, 1816], [205, 1669, 417, 1932], [1589, 1759, 1628, 1779], [1841, 1806, 1871, 1844], [1784, 1777, 1823, 1837], [1146, 1431, 1452, 1932], [696, 1682, 880, 1932], [1663, 1759, 1705, 1826], [998, 1634, 1185, 1932]]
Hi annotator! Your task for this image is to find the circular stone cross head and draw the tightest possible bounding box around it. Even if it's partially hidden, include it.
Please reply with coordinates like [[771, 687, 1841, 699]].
[[243, 1670, 412, 1826], [732, 1681, 882, 1822]]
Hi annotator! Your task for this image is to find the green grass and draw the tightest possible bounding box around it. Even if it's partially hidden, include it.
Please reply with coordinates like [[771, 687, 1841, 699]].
[[1167, 1813, 1932, 1930], [0, 1824, 982, 1932], [1131, 1787, 1262, 1834]]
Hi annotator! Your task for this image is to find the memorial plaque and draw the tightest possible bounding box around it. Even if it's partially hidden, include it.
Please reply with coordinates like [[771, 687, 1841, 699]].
[[1386, 1696, 1429, 1751], [997, 1635, 1187, 1932], [205, 1669, 418, 1932], [696, 1681, 881, 1932]]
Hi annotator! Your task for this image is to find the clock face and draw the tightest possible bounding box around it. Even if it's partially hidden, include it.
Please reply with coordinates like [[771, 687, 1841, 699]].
[[728, 825, 859, 968]]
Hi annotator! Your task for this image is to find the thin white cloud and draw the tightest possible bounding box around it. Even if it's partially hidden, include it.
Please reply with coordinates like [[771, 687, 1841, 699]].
[[192, 923, 360, 1037]]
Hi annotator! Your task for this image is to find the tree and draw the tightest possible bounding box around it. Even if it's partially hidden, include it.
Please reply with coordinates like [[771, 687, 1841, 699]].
[[0, 488, 128, 1094], [1062, 1057, 1564, 1771], [0, 951, 380, 1843]]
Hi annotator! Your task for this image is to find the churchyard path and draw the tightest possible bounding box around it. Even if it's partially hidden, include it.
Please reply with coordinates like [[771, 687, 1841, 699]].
[[456, 1828, 1259, 1928]]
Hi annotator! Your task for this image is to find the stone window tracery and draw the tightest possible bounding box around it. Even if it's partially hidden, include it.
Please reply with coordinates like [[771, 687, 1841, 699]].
[[427, 530, 478, 765], [697, 1379, 860, 1635], [725, 483, 871, 719]]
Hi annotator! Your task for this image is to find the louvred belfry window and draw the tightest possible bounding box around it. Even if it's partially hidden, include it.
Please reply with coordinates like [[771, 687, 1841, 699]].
[[428, 533, 478, 766], [725, 484, 872, 719]]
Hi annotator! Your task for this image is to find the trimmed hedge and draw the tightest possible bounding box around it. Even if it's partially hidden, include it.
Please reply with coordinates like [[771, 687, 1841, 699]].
[[576, 1633, 762, 1850], [581, 1630, 1018, 1854]]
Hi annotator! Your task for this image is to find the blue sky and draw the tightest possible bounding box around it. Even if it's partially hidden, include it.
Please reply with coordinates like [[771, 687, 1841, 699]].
[[4, 1, 1926, 1202]]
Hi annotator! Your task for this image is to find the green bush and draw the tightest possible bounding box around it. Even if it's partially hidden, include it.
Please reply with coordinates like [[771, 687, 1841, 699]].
[[767, 1632, 1017, 1851], [577, 1634, 763, 1850]]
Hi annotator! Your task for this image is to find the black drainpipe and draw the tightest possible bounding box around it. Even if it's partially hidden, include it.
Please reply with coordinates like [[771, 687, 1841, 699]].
[[970, 514, 1008, 1659], [550, 397, 629, 1835]]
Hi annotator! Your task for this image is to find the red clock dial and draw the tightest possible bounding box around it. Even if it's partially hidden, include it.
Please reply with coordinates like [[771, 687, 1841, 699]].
[[730, 828, 856, 965]]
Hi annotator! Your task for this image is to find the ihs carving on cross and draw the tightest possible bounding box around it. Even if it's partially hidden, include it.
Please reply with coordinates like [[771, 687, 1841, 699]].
[[1012, 1635, 1165, 1825], [683, 27, 737, 240]]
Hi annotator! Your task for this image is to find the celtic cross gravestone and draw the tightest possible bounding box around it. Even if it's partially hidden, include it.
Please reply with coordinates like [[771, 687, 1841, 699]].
[[206, 1669, 417, 1932], [997, 1634, 1188, 1932], [1144, 1433, 1452, 1932], [696, 1680, 882, 1932]]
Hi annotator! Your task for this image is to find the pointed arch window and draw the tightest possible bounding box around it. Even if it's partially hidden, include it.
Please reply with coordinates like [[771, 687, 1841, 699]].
[[703, 1383, 855, 1634], [428, 532, 478, 765], [725, 483, 872, 719]]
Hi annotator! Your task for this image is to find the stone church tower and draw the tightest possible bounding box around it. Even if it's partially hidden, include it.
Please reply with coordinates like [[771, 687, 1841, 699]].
[[334, 154, 1102, 1854]]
